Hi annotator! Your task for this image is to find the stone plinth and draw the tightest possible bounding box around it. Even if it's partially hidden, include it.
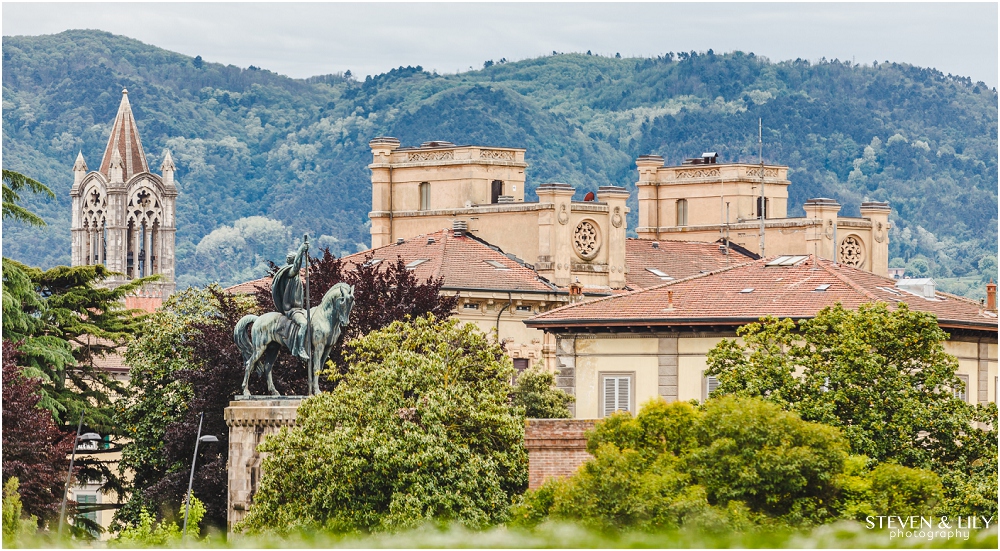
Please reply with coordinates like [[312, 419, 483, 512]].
[[224, 398, 302, 531], [524, 418, 597, 489]]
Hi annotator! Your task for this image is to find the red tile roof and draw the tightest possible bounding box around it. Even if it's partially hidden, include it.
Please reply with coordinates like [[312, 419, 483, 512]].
[[226, 229, 562, 296], [527, 256, 998, 334], [338, 229, 559, 294], [625, 239, 754, 290], [99, 89, 149, 180]]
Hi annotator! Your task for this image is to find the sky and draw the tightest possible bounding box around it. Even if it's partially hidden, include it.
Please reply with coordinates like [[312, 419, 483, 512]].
[[2, 2, 998, 87]]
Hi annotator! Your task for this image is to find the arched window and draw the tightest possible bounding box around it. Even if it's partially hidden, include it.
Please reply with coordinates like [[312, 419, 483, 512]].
[[419, 182, 430, 211], [676, 199, 688, 226]]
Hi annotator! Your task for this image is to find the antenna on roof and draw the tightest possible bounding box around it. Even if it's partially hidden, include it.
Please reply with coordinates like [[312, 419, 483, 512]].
[[758, 118, 765, 258]]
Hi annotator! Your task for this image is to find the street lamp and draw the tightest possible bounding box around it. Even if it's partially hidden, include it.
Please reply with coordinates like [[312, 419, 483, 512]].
[[182, 412, 219, 538], [57, 412, 102, 538]]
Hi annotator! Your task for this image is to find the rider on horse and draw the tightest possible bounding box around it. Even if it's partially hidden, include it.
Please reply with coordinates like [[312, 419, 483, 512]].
[[271, 238, 310, 362]]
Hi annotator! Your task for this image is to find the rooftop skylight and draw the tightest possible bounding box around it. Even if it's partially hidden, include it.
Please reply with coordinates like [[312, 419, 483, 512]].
[[814, 284, 832, 291], [645, 267, 673, 280], [484, 260, 509, 270], [766, 255, 809, 267], [740, 288, 755, 293], [405, 259, 429, 270]]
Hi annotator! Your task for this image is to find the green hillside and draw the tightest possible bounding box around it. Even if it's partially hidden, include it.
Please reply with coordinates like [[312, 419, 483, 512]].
[[3, 30, 996, 295]]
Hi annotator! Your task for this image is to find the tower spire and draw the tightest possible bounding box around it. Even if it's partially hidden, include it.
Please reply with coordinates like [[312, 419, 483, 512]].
[[99, 88, 149, 181]]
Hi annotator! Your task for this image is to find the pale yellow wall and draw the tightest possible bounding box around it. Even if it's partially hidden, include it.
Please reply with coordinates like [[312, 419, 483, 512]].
[[571, 337, 658, 418], [565, 334, 996, 419]]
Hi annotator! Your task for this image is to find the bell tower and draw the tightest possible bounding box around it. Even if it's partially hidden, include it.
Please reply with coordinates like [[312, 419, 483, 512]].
[[70, 89, 177, 309]]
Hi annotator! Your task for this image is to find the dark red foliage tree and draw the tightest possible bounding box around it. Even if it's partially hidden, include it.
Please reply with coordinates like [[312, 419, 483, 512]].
[[1, 340, 73, 525], [141, 249, 457, 530]]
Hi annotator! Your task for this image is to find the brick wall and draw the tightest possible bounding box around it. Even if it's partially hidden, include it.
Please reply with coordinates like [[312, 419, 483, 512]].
[[524, 418, 597, 489]]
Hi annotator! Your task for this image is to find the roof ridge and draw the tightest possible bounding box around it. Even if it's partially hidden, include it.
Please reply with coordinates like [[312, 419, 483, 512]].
[[818, 258, 879, 301]]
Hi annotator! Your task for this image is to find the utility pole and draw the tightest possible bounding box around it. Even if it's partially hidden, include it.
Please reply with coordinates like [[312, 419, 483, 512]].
[[758, 118, 766, 258]]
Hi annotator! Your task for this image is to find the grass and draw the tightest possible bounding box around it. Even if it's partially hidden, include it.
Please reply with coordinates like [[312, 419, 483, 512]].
[[11, 521, 997, 549]]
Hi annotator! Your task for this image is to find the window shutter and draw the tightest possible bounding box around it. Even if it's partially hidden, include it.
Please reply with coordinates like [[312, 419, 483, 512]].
[[604, 377, 616, 416], [705, 375, 719, 400], [618, 377, 630, 413]]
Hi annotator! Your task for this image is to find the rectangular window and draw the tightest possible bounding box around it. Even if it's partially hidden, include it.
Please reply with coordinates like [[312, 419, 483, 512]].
[[955, 374, 969, 402], [602, 373, 633, 417], [76, 494, 98, 536], [419, 182, 430, 211], [491, 180, 503, 204], [513, 358, 530, 374], [704, 375, 719, 401], [676, 199, 688, 226], [756, 196, 768, 219]]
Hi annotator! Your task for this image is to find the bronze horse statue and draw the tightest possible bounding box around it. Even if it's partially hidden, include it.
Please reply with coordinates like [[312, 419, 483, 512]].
[[234, 282, 354, 397]]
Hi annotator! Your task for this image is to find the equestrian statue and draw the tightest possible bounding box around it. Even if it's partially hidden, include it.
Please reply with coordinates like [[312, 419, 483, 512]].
[[234, 235, 355, 397]]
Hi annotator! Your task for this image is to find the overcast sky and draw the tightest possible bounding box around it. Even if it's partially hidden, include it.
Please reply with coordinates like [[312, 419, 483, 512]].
[[3, 2, 998, 88]]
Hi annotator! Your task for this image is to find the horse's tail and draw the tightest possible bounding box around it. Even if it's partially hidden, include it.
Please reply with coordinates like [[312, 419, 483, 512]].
[[234, 315, 258, 362]]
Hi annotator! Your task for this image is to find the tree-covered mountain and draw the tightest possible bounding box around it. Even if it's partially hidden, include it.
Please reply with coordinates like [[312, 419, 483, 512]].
[[3, 30, 996, 295]]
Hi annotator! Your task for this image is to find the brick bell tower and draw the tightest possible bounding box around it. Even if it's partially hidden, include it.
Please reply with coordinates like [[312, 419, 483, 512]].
[[69, 89, 177, 310]]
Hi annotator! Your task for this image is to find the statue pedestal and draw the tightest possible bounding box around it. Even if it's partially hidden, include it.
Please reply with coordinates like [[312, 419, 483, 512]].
[[224, 398, 303, 532]]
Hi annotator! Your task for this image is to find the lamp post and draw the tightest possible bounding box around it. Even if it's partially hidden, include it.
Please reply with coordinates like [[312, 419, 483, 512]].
[[58, 411, 102, 538], [182, 412, 218, 538]]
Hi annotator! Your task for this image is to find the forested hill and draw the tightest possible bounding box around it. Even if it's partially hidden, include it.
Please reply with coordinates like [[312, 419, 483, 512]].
[[3, 30, 997, 295]]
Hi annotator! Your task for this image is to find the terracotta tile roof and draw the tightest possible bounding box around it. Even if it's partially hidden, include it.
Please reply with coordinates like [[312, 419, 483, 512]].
[[226, 277, 271, 295], [338, 229, 559, 294], [99, 89, 149, 180], [528, 256, 999, 333], [625, 239, 754, 290], [226, 229, 561, 296]]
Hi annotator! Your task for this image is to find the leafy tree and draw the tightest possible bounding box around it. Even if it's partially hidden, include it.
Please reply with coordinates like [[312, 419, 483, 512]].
[[1, 259, 151, 432], [115, 287, 257, 531], [1, 341, 71, 525], [238, 315, 528, 534], [2, 169, 53, 227], [706, 302, 998, 517], [511, 364, 574, 418]]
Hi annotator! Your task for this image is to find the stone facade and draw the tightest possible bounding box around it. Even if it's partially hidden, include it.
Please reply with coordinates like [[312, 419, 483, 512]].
[[368, 139, 630, 291], [224, 398, 301, 531], [70, 89, 177, 309], [635, 155, 891, 277], [524, 419, 597, 489]]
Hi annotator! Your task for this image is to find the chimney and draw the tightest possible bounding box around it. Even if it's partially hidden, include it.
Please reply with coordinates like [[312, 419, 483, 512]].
[[988, 280, 997, 312], [664, 290, 675, 311], [569, 278, 583, 303], [453, 220, 468, 237]]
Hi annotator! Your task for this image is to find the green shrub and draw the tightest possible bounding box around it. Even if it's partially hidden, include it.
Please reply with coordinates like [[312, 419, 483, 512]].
[[112, 496, 205, 547], [2, 478, 38, 548]]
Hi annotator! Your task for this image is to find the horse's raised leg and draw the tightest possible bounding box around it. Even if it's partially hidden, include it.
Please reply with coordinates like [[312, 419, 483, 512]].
[[262, 346, 280, 396]]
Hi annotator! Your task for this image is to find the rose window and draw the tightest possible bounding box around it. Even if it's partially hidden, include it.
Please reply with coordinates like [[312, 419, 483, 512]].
[[839, 236, 865, 267], [574, 220, 600, 260]]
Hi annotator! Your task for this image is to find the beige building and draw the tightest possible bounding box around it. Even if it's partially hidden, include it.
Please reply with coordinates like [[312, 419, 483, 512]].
[[70, 88, 177, 311], [635, 153, 891, 277], [368, 138, 631, 290], [526, 256, 998, 418]]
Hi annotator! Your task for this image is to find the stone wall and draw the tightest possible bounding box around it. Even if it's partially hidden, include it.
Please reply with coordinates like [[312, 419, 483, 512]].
[[524, 419, 597, 490]]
